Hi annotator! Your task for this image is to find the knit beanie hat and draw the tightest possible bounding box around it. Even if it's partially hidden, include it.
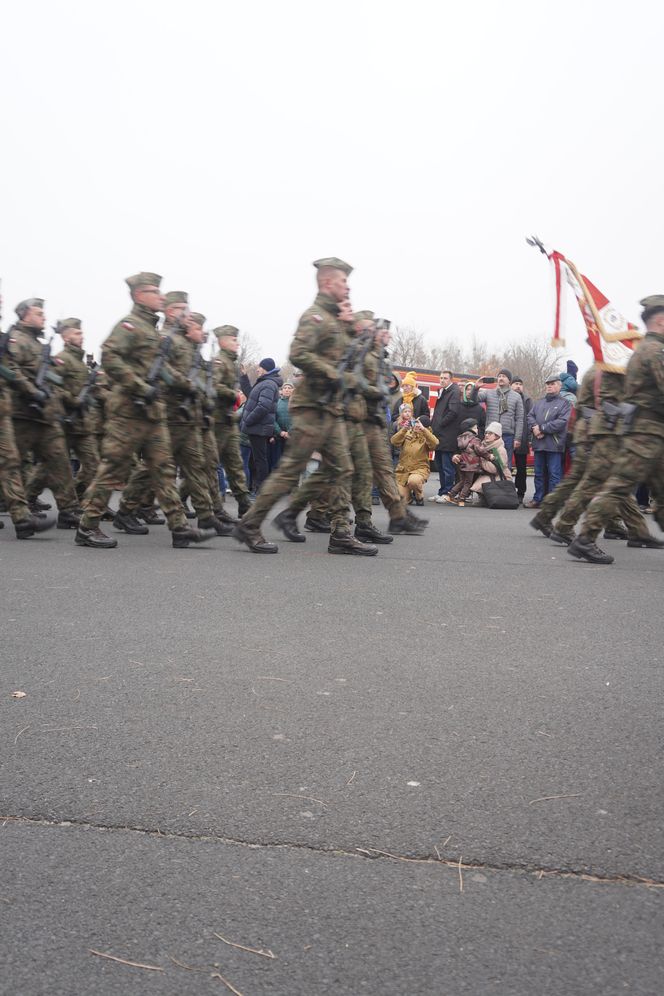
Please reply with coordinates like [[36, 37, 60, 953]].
[[566, 359, 579, 379], [460, 418, 478, 433], [258, 357, 276, 372], [401, 372, 417, 390], [485, 421, 503, 437], [497, 368, 512, 382]]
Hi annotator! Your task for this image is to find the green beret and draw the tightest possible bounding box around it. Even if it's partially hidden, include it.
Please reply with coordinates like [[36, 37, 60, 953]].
[[214, 325, 239, 339], [125, 272, 162, 290], [15, 297, 44, 318], [313, 257, 353, 276], [163, 291, 189, 306], [57, 317, 82, 334], [189, 312, 206, 327], [639, 295, 664, 310], [354, 310, 374, 321]]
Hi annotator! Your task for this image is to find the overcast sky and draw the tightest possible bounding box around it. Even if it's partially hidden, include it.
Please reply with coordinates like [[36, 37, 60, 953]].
[[2, 0, 661, 373]]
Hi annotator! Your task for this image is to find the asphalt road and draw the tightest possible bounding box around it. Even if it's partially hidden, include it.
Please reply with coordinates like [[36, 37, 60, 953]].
[[1, 488, 663, 995]]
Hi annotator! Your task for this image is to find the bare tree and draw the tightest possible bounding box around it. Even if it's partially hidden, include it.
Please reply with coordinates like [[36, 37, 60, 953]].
[[390, 325, 428, 367], [503, 337, 560, 398]]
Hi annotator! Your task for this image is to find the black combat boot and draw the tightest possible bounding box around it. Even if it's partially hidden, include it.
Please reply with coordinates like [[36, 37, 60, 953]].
[[198, 516, 234, 537], [113, 510, 149, 534], [15, 515, 56, 539], [75, 525, 118, 549], [328, 528, 378, 556], [100, 506, 116, 522], [567, 535, 614, 564], [236, 496, 253, 518], [32, 497, 52, 511], [304, 513, 331, 533], [626, 535, 664, 549], [171, 526, 217, 548], [603, 526, 629, 540], [273, 509, 306, 542], [354, 521, 394, 544], [529, 513, 552, 537], [389, 516, 425, 535], [406, 510, 428, 528], [549, 528, 574, 546], [182, 501, 197, 519], [232, 520, 278, 553], [57, 508, 82, 529], [137, 506, 166, 525], [214, 506, 237, 525]]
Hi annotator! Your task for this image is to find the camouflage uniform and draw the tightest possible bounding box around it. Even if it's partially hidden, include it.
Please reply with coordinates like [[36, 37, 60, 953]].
[[211, 336, 251, 510], [554, 369, 650, 540], [79, 302, 188, 532], [240, 291, 352, 532], [121, 322, 214, 519], [581, 329, 664, 540], [10, 322, 79, 513], [57, 338, 100, 497], [360, 340, 409, 521], [0, 345, 31, 524]]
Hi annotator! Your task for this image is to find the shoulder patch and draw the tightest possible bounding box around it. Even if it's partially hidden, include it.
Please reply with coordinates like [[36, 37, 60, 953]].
[[122, 322, 135, 330], [311, 314, 323, 323]]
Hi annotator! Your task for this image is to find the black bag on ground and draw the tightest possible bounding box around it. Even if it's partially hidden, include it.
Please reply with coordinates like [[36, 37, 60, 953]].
[[481, 467, 519, 509]]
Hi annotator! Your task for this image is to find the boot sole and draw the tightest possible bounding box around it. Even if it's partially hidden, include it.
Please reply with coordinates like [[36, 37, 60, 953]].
[[328, 546, 378, 556], [74, 537, 117, 549], [567, 545, 613, 564]]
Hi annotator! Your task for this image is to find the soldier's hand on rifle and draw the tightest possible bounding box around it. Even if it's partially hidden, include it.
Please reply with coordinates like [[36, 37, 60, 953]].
[[143, 385, 158, 404], [32, 389, 48, 406]]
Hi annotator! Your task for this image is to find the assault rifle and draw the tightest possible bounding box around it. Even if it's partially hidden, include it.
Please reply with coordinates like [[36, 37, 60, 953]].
[[64, 361, 98, 425], [134, 334, 173, 408], [201, 359, 216, 429], [177, 345, 203, 421], [29, 334, 62, 413], [602, 400, 638, 434]]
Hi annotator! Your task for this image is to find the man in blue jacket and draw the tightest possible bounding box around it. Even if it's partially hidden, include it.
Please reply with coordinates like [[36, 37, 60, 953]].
[[526, 375, 572, 508]]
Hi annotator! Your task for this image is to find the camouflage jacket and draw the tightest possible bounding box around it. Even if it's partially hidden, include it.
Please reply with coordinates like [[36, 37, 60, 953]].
[[101, 303, 166, 422], [573, 365, 597, 443], [624, 331, 664, 435], [8, 323, 65, 425], [361, 343, 392, 427], [288, 293, 346, 417], [163, 328, 203, 426], [589, 369, 627, 438], [58, 342, 95, 434], [212, 347, 240, 423]]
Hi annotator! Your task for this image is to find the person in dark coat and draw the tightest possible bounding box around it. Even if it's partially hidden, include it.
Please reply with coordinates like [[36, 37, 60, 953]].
[[457, 381, 486, 433], [525, 375, 572, 507], [240, 358, 283, 492], [510, 376, 533, 504], [429, 370, 460, 500]]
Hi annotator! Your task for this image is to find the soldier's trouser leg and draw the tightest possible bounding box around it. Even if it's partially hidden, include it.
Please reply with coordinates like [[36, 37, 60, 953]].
[[555, 437, 619, 533], [364, 423, 407, 520], [289, 466, 328, 515], [0, 414, 30, 523], [119, 462, 153, 513], [242, 411, 352, 531], [13, 418, 79, 512], [200, 428, 224, 514], [168, 423, 213, 518], [347, 422, 373, 525], [582, 434, 664, 540], [215, 424, 250, 503], [68, 431, 100, 496], [80, 416, 187, 531], [539, 442, 589, 525]]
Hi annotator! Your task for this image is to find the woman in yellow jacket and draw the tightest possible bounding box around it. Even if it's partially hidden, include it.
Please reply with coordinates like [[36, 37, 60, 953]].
[[390, 403, 439, 505]]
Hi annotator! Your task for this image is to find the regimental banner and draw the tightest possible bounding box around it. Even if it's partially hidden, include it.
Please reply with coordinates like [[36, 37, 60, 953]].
[[530, 239, 643, 373]]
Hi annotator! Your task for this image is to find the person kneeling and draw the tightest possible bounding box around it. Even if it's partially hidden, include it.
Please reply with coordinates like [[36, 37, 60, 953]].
[[390, 404, 439, 506], [446, 418, 483, 506], [470, 421, 512, 506]]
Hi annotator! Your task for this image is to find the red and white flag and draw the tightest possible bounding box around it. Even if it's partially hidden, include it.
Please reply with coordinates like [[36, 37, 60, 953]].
[[545, 249, 642, 372]]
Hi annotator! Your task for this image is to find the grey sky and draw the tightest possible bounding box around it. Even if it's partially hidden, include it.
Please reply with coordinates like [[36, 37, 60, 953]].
[[2, 0, 661, 373]]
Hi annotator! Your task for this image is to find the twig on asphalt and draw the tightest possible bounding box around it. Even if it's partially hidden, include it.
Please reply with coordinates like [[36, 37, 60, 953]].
[[434, 846, 442, 861], [528, 793, 583, 806], [13, 726, 30, 745], [214, 932, 276, 959], [346, 770, 357, 785], [210, 968, 244, 995], [272, 792, 328, 808], [441, 835, 452, 847], [72, 689, 81, 702], [256, 676, 290, 682], [458, 856, 464, 893], [89, 949, 164, 971], [170, 955, 207, 973], [128, 660, 144, 666]]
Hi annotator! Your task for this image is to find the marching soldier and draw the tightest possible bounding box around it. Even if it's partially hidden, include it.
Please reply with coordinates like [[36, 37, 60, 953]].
[[74, 273, 216, 549], [211, 325, 252, 517], [55, 318, 101, 499], [232, 257, 377, 555], [568, 294, 664, 564], [9, 298, 81, 527]]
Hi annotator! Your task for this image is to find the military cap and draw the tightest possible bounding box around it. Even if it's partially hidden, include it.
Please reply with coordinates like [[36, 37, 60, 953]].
[[640, 295, 664, 311], [57, 317, 82, 334], [15, 297, 44, 318], [213, 325, 239, 338], [189, 312, 206, 326], [163, 290, 189, 306], [354, 310, 375, 321], [313, 257, 353, 275], [125, 272, 162, 290]]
